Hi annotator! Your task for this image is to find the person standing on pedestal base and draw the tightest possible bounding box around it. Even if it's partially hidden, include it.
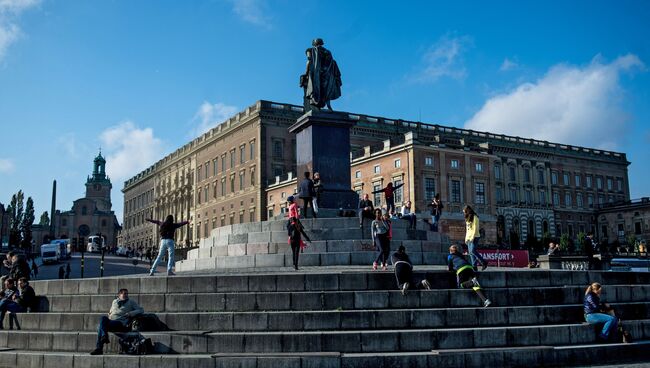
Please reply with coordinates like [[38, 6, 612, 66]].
[[298, 172, 317, 218]]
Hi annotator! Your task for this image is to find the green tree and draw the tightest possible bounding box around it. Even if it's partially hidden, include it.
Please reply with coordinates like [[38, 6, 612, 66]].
[[39, 211, 50, 227], [7, 191, 24, 247], [20, 197, 35, 249], [559, 233, 570, 252], [576, 232, 586, 254]]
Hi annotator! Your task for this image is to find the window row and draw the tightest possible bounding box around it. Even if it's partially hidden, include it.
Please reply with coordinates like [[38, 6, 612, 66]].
[[196, 168, 256, 204], [197, 140, 255, 182]]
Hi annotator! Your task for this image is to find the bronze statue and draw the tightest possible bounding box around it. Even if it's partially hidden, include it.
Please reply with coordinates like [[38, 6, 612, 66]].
[[300, 38, 342, 111]]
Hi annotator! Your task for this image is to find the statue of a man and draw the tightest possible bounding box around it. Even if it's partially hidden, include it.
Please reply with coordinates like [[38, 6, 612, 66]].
[[300, 38, 342, 111]]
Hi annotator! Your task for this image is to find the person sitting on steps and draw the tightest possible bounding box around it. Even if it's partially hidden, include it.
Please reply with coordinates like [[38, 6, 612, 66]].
[[358, 193, 374, 228], [584, 282, 619, 342], [90, 288, 144, 355]]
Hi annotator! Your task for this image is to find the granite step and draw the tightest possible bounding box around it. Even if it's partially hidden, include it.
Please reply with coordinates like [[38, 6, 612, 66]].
[[11, 302, 650, 332], [2, 320, 649, 354]]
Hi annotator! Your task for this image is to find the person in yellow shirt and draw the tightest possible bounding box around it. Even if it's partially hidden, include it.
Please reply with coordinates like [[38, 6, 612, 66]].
[[464, 205, 487, 271]]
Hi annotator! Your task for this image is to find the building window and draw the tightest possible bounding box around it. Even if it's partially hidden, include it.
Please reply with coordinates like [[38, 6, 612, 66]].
[[451, 180, 461, 203], [101, 219, 107, 227], [213, 159, 218, 176], [553, 192, 560, 206], [617, 178, 623, 191], [539, 191, 546, 204], [537, 169, 545, 185], [394, 179, 403, 204], [239, 212, 244, 224], [563, 172, 570, 186], [250, 168, 255, 186], [204, 163, 209, 179], [565, 192, 572, 207], [525, 189, 532, 205], [523, 168, 530, 183], [475, 163, 483, 173], [204, 187, 208, 202], [212, 218, 217, 230], [588, 194, 594, 208], [374, 165, 380, 174], [451, 160, 459, 169], [509, 166, 516, 181], [230, 176, 235, 193], [221, 178, 226, 196], [81, 206, 87, 215], [575, 175, 581, 187], [475, 182, 485, 204], [355, 170, 361, 179], [577, 193, 584, 208], [239, 172, 245, 190], [197, 188, 201, 204], [239, 145, 245, 164], [607, 178, 613, 191], [551, 172, 558, 185], [197, 167, 202, 182], [250, 140, 255, 159], [373, 184, 382, 207], [496, 186, 503, 203], [586, 175, 593, 188], [394, 159, 401, 168], [425, 156, 433, 166], [494, 165, 502, 180], [221, 155, 226, 172], [196, 223, 201, 239], [273, 140, 283, 159], [596, 177, 603, 190], [230, 149, 236, 168], [273, 166, 283, 177], [213, 182, 218, 198], [221, 217, 226, 227], [204, 221, 209, 237], [425, 178, 436, 202], [598, 194, 605, 204], [250, 211, 255, 222], [510, 188, 518, 203]]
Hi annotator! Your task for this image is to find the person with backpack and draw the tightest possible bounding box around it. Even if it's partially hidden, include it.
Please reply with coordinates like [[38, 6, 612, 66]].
[[146, 215, 190, 276], [372, 179, 404, 215], [584, 282, 619, 341], [427, 193, 444, 232], [90, 288, 144, 355], [447, 245, 492, 308]]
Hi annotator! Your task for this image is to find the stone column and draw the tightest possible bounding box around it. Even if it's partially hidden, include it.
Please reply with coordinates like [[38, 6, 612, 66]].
[[289, 110, 359, 211]]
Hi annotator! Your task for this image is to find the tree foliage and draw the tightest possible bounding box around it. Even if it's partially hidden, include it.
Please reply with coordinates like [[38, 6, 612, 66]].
[[21, 197, 35, 248], [39, 211, 50, 227]]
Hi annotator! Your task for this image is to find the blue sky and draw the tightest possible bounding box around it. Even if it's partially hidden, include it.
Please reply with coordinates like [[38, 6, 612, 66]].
[[1, 0, 649, 224]]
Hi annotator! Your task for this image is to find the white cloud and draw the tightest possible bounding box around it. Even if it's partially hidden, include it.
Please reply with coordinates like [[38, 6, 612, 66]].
[[464, 54, 645, 150], [99, 121, 164, 182], [0, 0, 38, 61], [0, 158, 14, 173], [500, 57, 518, 71], [56, 133, 80, 158], [229, 0, 271, 28], [191, 101, 238, 137], [409, 35, 472, 83]]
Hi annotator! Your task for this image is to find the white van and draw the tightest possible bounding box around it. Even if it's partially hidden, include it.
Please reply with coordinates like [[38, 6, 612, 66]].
[[41, 243, 59, 264], [87, 235, 105, 253]]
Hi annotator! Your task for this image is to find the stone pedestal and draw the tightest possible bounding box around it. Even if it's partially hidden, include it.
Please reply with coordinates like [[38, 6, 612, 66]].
[[289, 110, 359, 210]]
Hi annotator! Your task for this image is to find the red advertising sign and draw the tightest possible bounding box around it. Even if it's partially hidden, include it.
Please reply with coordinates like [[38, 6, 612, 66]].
[[477, 250, 530, 268]]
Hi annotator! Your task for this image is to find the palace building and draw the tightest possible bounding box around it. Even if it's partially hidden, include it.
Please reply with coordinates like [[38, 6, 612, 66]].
[[123, 100, 630, 249]]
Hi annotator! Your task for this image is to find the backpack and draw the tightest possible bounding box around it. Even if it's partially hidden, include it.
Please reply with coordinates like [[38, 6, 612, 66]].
[[118, 333, 154, 355], [129, 313, 170, 332]]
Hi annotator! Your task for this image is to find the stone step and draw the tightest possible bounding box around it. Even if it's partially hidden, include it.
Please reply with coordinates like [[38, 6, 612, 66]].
[[188, 239, 443, 259], [12, 302, 650, 332], [29, 270, 650, 295], [2, 320, 649, 354], [178, 251, 449, 271], [2, 341, 650, 368], [36, 285, 650, 313]]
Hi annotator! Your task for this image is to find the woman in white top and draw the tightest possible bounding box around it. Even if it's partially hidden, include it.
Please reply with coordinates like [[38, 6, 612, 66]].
[[401, 200, 417, 230]]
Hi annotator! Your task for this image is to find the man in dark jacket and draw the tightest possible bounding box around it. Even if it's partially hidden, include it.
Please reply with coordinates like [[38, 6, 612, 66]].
[[358, 194, 374, 228], [297, 172, 317, 218], [9, 254, 30, 281], [447, 245, 491, 307]]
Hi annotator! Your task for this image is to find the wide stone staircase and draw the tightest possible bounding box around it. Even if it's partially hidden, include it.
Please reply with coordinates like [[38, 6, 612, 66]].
[[1, 269, 650, 367], [177, 217, 448, 272]]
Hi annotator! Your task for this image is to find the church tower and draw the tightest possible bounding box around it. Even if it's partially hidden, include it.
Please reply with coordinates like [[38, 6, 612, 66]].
[[85, 151, 113, 211]]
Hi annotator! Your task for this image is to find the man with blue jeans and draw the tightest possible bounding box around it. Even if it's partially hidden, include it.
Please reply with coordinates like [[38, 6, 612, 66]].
[[146, 215, 189, 276], [90, 288, 143, 355]]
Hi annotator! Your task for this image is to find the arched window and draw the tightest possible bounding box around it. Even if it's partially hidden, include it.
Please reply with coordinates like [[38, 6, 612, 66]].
[[82, 206, 87, 215], [528, 219, 535, 240], [542, 220, 549, 235]]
